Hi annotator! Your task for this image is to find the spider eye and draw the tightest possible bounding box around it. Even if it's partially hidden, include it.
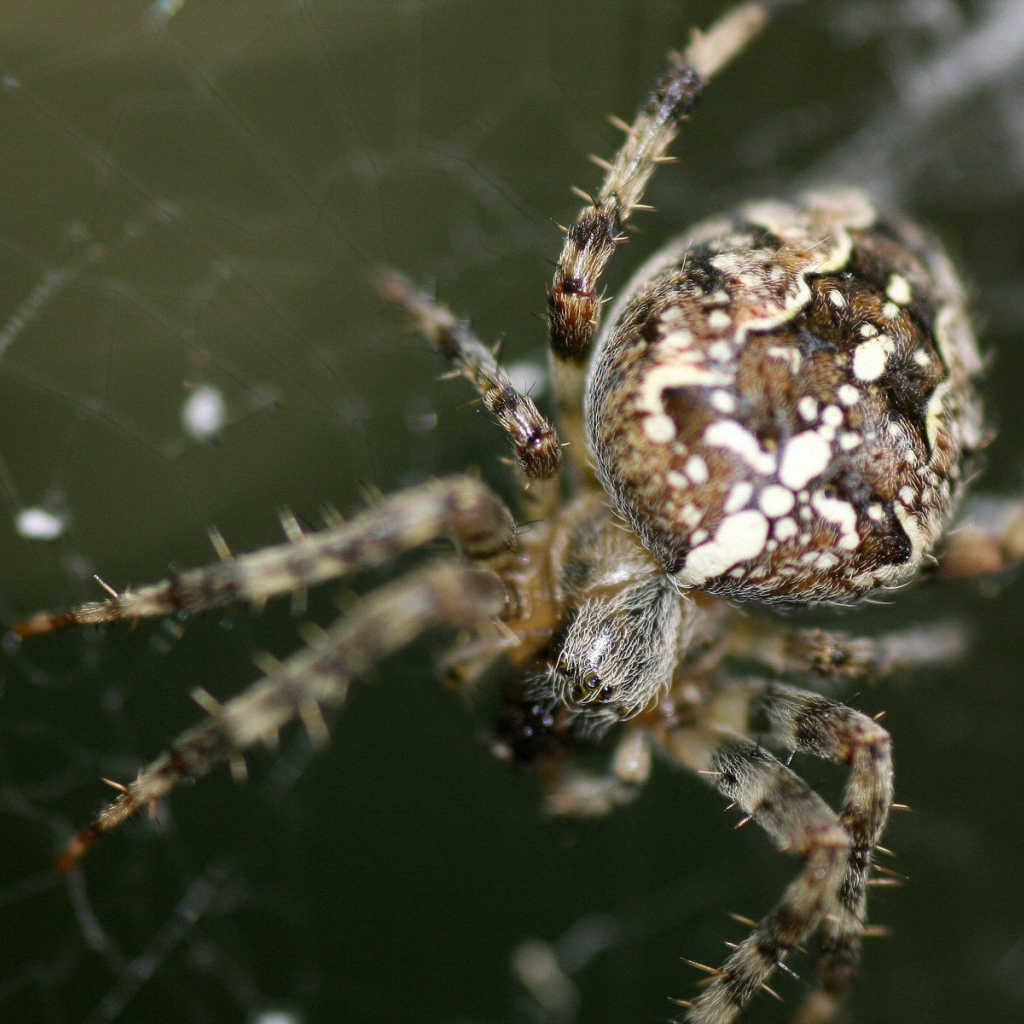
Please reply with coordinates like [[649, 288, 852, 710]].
[[585, 190, 982, 605]]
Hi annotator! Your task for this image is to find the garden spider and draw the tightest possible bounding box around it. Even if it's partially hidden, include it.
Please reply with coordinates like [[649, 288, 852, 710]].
[[13, 2, 1024, 1022]]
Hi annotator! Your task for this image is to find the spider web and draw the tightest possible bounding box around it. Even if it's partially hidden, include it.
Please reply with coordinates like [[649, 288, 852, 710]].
[[0, 2, 1023, 1023]]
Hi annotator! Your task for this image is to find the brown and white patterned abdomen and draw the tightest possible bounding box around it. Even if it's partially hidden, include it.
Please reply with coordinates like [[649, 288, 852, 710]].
[[585, 189, 984, 603]]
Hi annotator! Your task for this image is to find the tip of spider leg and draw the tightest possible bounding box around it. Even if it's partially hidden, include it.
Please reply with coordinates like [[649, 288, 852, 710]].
[[372, 267, 412, 304], [7, 614, 71, 640], [55, 829, 99, 875]]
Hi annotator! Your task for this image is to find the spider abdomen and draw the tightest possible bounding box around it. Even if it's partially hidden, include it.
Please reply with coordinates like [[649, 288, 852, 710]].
[[586, 189, 984, 603]]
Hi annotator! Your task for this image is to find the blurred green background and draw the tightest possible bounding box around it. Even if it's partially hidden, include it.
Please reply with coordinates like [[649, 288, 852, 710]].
[[0, 2, 1022, 1022]]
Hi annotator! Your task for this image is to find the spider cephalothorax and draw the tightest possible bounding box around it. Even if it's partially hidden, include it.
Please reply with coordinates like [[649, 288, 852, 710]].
[[15, 3, 1024, 1024]]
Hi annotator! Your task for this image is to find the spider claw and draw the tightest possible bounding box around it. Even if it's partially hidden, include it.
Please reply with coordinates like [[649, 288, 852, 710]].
[[775, 960, 800, 980]]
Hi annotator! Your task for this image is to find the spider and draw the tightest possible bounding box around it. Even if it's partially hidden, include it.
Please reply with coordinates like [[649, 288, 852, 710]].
[[12, 2, 1024, 1022]]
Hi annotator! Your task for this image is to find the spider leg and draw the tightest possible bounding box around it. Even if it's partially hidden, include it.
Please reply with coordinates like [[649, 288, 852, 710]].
[[659, 681, 892, 1024], [725, 619, 970, 687], [13, 475, 514, 637], [546, 0, 807, 449], [543, 725, 652, 816], [56, 558, 506, 871], [380, 270, 563, 513], [935, 492, 1024, 579]]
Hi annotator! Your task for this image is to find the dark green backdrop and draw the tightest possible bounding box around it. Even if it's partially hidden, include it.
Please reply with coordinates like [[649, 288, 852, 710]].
[[0, 2, 1022, 1023]]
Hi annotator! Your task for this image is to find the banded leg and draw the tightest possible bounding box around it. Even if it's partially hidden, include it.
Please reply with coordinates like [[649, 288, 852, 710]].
[[661, 725, 850, 1024], [744, 683, 893, 1023], [379, 270, 563, 513], [726, 619, 970, 686], [677, 680, 893, 1023], [57, 559, 506, 870], [14, 475, 514, 637], [546, 0, 808, 440], [543, 725, 653, 817]]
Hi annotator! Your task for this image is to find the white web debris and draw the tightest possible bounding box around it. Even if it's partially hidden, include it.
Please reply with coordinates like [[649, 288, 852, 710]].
[[250, 1012, 303, 1024], [15, 507, 68, 541], [512, 938, 580, 1017], [507, 359, 547, 397], [181, 384, 227, 442]]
